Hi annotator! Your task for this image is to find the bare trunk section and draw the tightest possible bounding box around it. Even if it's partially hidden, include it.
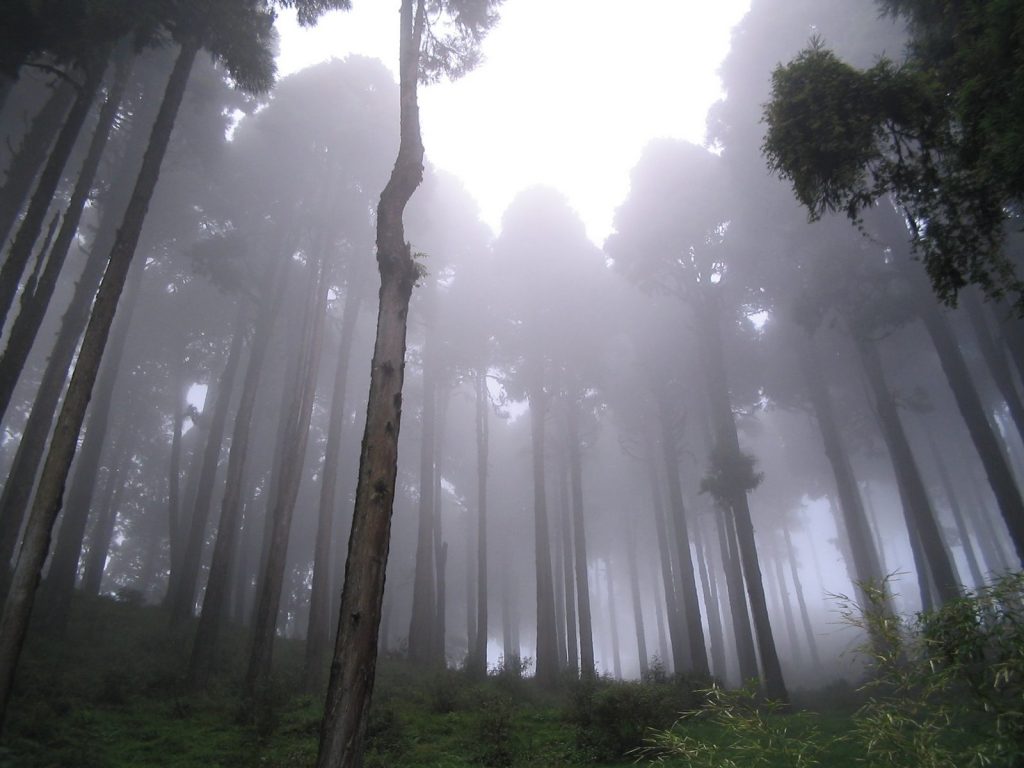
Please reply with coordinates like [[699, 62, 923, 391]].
[[566, 393, 594, 680], [528, 363, 559, 686], [919, 302, 1024, 566], [698, 289, 785, 701], [800, 334, 891, 614], [782, 528, 821, 670], [558, 449, 578, 675], [190, 257, 287, 684], [965, 293, 1024, 443], [304, 285, 362, 691], [929, 440, 985, 588], [654, 389, 710, 678], [644, 432, 683, 675], [855, 333, 961, 604], [246, 252, 329, 697], [39, 258, 144, 632], [0, 39, 198, 728], [718, 505, 758, 683], [692, 512, 725, 679], [0, 47, 132, 418], [604, 558, 621, 679], [0, 60, 106, 329], [168, 304, 248, 626], [626, 525, 648, 678], [0, 79, 75, 250], [470, 369, 490, 677]]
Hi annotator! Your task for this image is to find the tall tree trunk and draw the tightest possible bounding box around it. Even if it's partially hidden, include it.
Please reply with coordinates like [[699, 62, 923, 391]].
[[964, 293, 1024, 443], [0, 79, 75, 250], [315, 2, 428, 760], [692, 511, 726, 680], [0, 38, 198, 728], [166, 348, 188, 596], [770, 548, 800, 656], [644, 434, 682, 675], [38, 259, 143, 632], [408, 314, 437, 664], [304, 285, 362, 691], [247, 252, 329, 698], [0, 56, 163, 577], [783, 528, 821, 670], [654, 388, 710, 678], [168, 304, 248, 626], [567, 393, 594, 680], [552, 475, 567, 671], [604, 557, 621, 679], [697, 289, 786, 701], [558, 449, 578, 675], [718, 505, 759, 683], [528, 361, 559, 686], [928, 440, 985, 588], [801, 335, 888, 595], [433, 386, 450, 664], [651, 557, 669, 672], [471, 368, 490, 677], [0, 60, 106, 329], [190, 257, 287, 684], [855, 333, 962, 604], [919, 302, 1024, 566], [0, 47, 132, 417], [81, 414, 135, 596], [626, 525, 648, 678]]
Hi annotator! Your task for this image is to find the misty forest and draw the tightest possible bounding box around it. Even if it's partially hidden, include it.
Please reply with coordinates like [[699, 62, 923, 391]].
[[0, 0, 1022, 766]]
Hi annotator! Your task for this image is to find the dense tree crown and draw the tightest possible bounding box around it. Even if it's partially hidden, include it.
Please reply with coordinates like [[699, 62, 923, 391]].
[[0, 0, 1020, 766]]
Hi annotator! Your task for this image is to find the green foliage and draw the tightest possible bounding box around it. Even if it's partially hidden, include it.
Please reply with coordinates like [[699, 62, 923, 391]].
[[568, 677, 705, 762], [700, 443, 763, 504], [638, 573, 1024, 768], [762, 0, 1024, 311], [419, 0, 506, 83]]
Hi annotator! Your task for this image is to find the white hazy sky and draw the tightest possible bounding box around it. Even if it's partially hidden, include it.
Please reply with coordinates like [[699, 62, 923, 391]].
[[275, 0, 751, 244]]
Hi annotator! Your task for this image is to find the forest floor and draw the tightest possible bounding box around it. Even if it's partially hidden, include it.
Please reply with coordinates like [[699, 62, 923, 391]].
[[0, 592, 985, 767]]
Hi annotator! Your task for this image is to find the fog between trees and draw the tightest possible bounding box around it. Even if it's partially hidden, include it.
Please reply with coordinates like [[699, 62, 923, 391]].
[[0, 0, 1022, 760]]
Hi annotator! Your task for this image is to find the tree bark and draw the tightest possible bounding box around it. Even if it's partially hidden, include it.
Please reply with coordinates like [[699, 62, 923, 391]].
[[626, 525, 648, 678], [0, 79, 75, 250], [471, 368, 490, 677], [190, 256, 287, 684], [718, 505, 759, 683], [528, 362, 559, 686], [783, 528, 821, 670], [0, 47, 132, 418], [929, 440, 985, 588], [0, 39, 198, 728], [919, 302, 1024, 566], [38, 258, 143, 632], [304, 284, 362, 691], [168, 303, 248, 626], [604, 557, 621, 679], [566, 393, 594, 680], [855, 333, 961, 603], [964, 293, 1024, 443], [558, 447, 578, 675], [246, 251, 329, 698], [644, 433, 683, 675], [654, 389, 710, 678], [0, 61, 106, 329], [697, 289, 785, 701]]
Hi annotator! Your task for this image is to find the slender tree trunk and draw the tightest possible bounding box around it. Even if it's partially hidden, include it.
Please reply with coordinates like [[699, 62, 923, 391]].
[[770, 547, 800, 656], [408, 316, 437, 664], [0, 80, 75, 250], [692, 511, 725, 680], [604, 558, 621, 679], [929, 440, 985, 588], [166, 350, 188, 596], [39, 259, 144, 631], [654, 389, 710, 678], [190, 257, 287, 684], [471, 369, 490, 677], [0, 39, 198, 728], [919, 302, 1024, 566], [81, 417, 135, 596], [528, 362, 559, 686], [645, 434, 682, 675], [304, 285, 362, 691], [552, 477, 567, 671], [168, 304, 248, 626], [0, 61, 106, 329], [783, 528, 821, 670], [964, 293, 1024, 443], [567, 394, 594, 680], [247, 252, 329, 698], [433, 387, 449, 665], [698, 289, 785, 701], [558, 448, 578, 675], [651, 557, 669, 673], [856, 333, 961, 603], [626, 528, 648, 678], [718, 505, 759, 683], [0, 48, 132, 416]]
